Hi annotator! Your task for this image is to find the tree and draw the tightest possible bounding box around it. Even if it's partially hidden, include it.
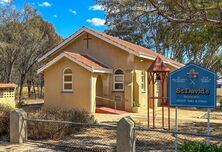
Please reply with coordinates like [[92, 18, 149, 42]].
[[0, 3, 63, 100], [147, 0, 222, 24], [96, 0, 222, 76], [0, 4, 21, 82]]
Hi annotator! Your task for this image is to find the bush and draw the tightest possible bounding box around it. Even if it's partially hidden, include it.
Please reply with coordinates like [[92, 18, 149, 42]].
[[133, 101, 140, 107], [27, 107, 95, 140], [0, 104, 13, 141], [180, 141, 222, 152]]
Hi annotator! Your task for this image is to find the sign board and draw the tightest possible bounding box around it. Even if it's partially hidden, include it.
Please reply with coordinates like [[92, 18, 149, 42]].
[[169, 63, 216, 108]]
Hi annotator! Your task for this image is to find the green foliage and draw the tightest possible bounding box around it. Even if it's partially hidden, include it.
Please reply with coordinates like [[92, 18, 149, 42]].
[[0, 3, 63, 99], [133, 101, 140, 107], [180, 141, 222, 152], [27, 107, 96, 140], [96, 0, 222, 76], [0, 104, 13, 141]]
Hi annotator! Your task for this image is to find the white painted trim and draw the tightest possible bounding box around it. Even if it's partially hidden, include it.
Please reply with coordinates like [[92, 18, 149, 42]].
[[37, 52, 112, 74], [83, 28, 140, 57], [62, 68, 73, 92], [113, 69, 124, 92], [90, 73, 93, 113], [141, 70, 146, 92], [37, 28, 85, 62], [138, 53, 156, 61], [139, 53, 183, 68], [38, 27, 140, 62], [38, 26, 183, 69], [92, 68, 112, 73]]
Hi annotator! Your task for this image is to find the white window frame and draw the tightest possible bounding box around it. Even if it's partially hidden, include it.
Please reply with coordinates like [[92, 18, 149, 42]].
[[63, 68, 73, 92], [141, 71, 146, 92], [113, 69, 124, 91]]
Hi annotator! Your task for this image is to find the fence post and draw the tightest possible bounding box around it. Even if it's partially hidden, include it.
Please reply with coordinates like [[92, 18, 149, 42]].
[[10, 109, 27, 144], [117, 116, 135, 152]]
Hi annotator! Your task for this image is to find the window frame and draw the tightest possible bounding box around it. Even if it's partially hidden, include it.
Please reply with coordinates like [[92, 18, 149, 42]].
[[113, 69, 124, 92], [141, 71, 146, 92], [63, 68, 73, 92]]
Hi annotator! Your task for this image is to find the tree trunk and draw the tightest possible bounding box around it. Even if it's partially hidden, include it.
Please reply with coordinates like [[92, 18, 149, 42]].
[[27, 80, 31, 98], [32, 80, 36, 99], [19, 73, 26, 102]]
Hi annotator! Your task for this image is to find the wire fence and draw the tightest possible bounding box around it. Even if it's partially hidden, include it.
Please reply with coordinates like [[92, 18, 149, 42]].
[[135, 127, 222, 152], [26, 118, 117, 152], [25, 117, 222, 152]]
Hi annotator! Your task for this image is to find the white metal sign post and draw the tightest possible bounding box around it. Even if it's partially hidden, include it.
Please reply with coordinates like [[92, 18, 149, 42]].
[[169, 64, 216, 151], [207, 108, 211, 145], [175, 107, 178, 152]]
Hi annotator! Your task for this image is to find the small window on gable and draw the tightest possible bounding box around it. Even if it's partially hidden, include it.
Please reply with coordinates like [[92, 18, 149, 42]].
[[63, 68, 73, 92], [113, 69, 124, 91]]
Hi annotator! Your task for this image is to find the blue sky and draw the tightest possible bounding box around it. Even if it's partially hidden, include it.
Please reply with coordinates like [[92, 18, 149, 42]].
[[1, 0, 107, 38]]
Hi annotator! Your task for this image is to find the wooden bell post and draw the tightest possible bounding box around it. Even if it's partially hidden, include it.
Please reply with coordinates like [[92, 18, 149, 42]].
[[147, 56, 171, 130]]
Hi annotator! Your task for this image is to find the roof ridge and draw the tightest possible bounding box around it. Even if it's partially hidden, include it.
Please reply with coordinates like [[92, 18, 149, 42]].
[[83, 26, 183, 67]]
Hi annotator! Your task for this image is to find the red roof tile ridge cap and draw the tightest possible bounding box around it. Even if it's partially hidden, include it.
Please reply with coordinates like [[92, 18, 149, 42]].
[[85, 27, 183, 65]]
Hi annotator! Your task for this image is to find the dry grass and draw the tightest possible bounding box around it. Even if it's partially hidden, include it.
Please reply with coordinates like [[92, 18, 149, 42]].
[[0, 104, 13, 141], [27, 107, 95, 140]]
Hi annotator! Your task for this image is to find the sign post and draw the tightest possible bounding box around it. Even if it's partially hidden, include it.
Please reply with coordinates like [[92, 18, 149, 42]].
[[175, 107, 178, 151], [207, 108, 211, 145], [169, 63, 216, 151]]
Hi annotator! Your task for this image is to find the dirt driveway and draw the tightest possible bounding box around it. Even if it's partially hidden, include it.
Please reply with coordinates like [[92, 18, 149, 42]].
[[95, 108, 222, 134]]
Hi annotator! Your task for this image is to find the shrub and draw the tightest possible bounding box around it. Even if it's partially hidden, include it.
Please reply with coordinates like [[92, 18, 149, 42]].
[[27, 107, 95, 140], [0, 104, 13, 141], [133, 101, 140, 107], [180, 141, 222, 152]]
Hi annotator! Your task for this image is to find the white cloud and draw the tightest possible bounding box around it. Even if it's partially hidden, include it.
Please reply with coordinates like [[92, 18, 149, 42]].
[[0, 0, 12, 5], [38, 2, 52, 7], [86, 18, 105, 26], [69, 9, 77, 15], [53, 14, 58, 18], [89, 4, 104, 11]]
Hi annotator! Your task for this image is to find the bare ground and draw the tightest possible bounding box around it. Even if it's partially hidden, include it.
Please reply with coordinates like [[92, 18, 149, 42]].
[[0, 108, 222, 152]]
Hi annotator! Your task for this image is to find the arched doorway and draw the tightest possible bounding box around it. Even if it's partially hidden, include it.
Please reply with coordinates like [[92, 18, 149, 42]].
[[96, 75, 103, 106]]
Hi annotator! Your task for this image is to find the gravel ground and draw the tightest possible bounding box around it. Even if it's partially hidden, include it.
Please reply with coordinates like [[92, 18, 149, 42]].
[[1, 108, 222, 152]]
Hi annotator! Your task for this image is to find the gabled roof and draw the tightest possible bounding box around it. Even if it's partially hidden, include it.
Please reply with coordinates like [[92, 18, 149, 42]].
[[37, 52, 112, 74], [148, 56, 170, 72], [38, 26, 184, 68]]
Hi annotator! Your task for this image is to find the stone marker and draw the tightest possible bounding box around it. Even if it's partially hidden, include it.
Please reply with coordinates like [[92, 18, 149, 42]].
[[117, 116, 135, 152], [10, 109, 27, 144]]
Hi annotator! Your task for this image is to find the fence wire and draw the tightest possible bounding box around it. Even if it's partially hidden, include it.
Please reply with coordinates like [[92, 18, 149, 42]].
[[135, 127, 222, 152], [27, 119, 117, 152], [25, 118, 222, 152]]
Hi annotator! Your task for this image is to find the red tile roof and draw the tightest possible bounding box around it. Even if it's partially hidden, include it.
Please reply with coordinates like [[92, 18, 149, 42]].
[[85, 27, 184, 67], [64, 52, 109, 69], [148, 56, 170, 72], [0, 83, 17, 88]]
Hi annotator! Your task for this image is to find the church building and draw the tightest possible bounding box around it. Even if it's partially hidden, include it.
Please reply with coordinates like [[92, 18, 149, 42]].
[[38, 26, 183, 113]]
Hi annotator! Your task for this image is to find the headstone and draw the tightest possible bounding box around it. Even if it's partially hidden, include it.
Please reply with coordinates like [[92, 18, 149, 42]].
[[10, 109, 27, 143], [117, 116, 135, 152]]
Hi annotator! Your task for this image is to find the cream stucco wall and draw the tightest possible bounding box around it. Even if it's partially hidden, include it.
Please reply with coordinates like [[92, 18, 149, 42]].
[[43, 32, 180, 112], [55, 33, 134, 111], [44, 57, 92, 112]]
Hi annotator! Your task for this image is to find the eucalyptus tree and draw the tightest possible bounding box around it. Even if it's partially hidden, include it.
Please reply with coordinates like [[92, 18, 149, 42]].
[[96, 0, 222, 75], [0, 3, 63, 100]]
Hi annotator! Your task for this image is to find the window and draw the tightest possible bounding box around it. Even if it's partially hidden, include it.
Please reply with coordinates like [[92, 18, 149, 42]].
[[141, 71, 146, 92], [113, 69, 124, 91], [63, 68, 73, 92]]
